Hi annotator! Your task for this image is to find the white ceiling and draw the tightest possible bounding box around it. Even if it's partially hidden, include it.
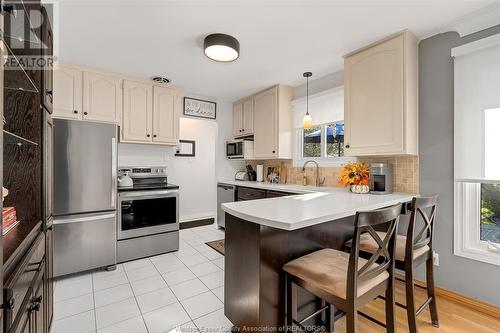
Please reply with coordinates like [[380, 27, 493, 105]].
[[56, 0, 494, 101]]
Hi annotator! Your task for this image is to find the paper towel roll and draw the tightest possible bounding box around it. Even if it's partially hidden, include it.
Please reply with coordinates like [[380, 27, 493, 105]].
[[256, 165, 264, 182]]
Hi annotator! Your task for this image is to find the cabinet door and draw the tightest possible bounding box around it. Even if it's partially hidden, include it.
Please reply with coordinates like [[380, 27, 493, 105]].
[[41, 6, 53, 114], [344, 34, 404, 156], [44, 224, 53, 332], [233, 103, 243, 137], [33, 278, 44, 333], [253, 87, 278, 158], [242, 98, 254, 135], [44, 114, 53, 221], [83, 72, 122, 123], [122, 80, 152, 143], [152, 86, 180, 144], [53, 65, 82, 120]]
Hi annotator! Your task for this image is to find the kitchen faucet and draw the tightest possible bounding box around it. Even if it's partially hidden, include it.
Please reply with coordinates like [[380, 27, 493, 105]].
[[302, 160, 325, 187]]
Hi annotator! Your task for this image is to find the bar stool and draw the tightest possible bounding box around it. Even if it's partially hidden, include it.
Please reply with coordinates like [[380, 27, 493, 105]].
[[283, 203, 402, 333], [345, 195, 439, 333]]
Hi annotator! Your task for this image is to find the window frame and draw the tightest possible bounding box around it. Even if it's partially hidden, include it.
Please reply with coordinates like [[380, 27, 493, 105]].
[[293, 121, 355, 167], [454, 181, 500, 266]]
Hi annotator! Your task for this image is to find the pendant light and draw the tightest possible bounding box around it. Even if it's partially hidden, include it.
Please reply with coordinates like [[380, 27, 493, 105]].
[[302, 72, 313, 129], [204, 33, 240, 62]]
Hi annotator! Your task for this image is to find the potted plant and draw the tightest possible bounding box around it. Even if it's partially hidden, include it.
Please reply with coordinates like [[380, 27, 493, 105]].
[[338, 163, 370, 194]]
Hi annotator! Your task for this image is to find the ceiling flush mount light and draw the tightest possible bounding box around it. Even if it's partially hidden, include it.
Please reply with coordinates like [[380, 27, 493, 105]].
[[204, 33, 240, 62], [303, 72, 313, 129]]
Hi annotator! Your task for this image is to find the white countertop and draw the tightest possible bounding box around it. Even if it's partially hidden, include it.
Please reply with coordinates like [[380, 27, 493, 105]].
[[220, 180, 414, 231]]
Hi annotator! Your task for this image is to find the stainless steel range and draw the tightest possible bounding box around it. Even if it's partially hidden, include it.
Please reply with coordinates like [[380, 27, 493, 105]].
[[117, 166, 179, 263]]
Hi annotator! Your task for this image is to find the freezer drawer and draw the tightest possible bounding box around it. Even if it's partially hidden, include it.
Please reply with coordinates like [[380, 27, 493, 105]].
[[54, 212, 116, 277]]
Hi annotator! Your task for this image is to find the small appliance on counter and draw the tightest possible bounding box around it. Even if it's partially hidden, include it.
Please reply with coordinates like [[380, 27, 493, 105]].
[[370, 163, 393, 194], [235, 171, 249, 181], [117, 166, 179, 262], [256, 165, 264, 182]]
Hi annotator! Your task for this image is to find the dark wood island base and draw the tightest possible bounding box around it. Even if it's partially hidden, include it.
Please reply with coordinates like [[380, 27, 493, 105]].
[[224, 212, 361, 330]]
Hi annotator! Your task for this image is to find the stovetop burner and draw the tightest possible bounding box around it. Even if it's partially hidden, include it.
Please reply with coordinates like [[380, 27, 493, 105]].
[[117, 166, 179, 192]]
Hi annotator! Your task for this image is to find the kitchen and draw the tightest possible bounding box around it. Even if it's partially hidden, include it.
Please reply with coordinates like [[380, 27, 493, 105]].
[[0, 1, 499, 333]]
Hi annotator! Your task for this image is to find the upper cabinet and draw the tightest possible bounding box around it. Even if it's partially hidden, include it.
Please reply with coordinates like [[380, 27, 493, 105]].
[[121, 81, 180, 145], [53, 64, 82, 120], [232, 85, 293, 159], [122, 80, 152, 143], [53, 62, 181, 145], [54, 65, 121, 123], [152, 86, 181, 144], [239, 85, 293, 159], [344, 30, 418, 156], [83, 71, 123, 123], [233, 98, 254, 137]]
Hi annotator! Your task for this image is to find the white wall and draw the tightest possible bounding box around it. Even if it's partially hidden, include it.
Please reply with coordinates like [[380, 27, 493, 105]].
[[215, 101, 245, 181], [118, 98, 242, 224], [118, 117, 217, 223]]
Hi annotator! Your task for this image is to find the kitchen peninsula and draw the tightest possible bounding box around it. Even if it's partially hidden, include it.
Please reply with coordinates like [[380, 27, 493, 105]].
[[221, 187, 414, 328]]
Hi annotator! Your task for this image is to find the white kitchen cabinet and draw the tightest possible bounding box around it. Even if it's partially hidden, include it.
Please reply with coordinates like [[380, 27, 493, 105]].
[[122, 80, 153, 143], [53, 64, 82, 120], [344, 30, 418, 156], [83, 71, 122, 123], [233, 102, 243, 137], [252, 85, 293, 159], [233, 98, 255, 138], [152, 86, 180, 144]]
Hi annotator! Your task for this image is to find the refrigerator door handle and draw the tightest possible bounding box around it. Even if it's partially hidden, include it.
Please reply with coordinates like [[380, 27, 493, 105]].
[[54, 213, 116, 225], [111, 137, 117, 208]]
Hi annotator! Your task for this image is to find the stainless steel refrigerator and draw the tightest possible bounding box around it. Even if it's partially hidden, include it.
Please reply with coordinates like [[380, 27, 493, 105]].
[[53, 119, 117, 277]]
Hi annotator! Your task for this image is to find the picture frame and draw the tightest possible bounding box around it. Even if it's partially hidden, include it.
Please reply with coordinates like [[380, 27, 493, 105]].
[[175, 140, 196, 157], [183, 97, 217, 119]]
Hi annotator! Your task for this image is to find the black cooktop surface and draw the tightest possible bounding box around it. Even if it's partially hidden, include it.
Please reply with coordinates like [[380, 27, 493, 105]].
[[118, 183, 180, 192]]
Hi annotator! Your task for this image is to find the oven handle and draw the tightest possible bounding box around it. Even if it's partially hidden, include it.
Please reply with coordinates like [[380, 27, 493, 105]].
[[118, 190, 179, 199]]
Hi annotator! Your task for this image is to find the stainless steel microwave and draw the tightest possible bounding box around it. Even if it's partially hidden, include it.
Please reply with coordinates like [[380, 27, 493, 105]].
[[226, 140, 254, 159]]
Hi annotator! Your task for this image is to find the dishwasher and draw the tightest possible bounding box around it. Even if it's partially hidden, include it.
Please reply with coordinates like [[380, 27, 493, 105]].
[[217, 183, 236, 228]]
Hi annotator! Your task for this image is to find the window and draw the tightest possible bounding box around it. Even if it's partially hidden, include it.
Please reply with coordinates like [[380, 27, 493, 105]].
[[301, 121, 344, 159], [452, 35, 500, 266]]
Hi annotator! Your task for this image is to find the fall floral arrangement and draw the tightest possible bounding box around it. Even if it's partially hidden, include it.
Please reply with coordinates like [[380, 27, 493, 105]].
[[338, 162, 370, 187]]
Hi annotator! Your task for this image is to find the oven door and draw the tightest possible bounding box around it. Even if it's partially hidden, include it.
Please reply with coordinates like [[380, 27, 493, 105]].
[[226, 141, 243, 159], [118, 190, 179, 240]]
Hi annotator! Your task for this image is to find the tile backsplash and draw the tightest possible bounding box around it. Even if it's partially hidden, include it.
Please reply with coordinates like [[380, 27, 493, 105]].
[[246, 155, 419, 194]]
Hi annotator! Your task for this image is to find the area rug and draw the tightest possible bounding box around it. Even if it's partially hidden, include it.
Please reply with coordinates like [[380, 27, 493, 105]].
[[205, 239, 225, 255]]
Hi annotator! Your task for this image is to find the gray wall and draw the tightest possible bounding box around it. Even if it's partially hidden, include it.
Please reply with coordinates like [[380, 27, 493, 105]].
[[419, 25, 500, 306]]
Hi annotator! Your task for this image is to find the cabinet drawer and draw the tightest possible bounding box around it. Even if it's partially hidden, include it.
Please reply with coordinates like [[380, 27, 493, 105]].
[[237, 187, 266, 201], [265, 190, 294, 198], [5, 233, 45, 327]]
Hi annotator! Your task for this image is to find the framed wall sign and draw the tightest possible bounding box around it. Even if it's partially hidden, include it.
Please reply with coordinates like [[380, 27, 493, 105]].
[[175, 140, 196, 157], [183, 97, 217, 119]]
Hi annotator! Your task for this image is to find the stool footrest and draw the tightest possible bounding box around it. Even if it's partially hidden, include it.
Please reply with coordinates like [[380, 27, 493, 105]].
[[357, 310, 387, 328]]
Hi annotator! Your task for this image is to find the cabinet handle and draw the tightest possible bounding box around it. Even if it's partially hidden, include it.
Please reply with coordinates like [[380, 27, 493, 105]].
[[153, 134, 157, 138], [272, 150, 276, 154], [83, 111, 88, 115], [242, 129, 245, 132], [73, 110, 78, 114], [345, 144, 350, 149], [147, 134, 151, 138]]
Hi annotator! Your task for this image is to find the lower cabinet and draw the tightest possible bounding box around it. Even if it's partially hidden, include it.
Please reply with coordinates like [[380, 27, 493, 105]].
[[44, 224, 53, 332], [3, 232, 50, 333]]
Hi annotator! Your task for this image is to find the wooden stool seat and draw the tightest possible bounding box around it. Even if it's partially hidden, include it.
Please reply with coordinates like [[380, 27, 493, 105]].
[[345, 232, 430, 261], [284, 248, 389, 300]]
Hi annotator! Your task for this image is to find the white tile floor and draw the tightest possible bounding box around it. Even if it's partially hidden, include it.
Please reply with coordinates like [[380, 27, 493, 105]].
[[52, 224, 231, 333]]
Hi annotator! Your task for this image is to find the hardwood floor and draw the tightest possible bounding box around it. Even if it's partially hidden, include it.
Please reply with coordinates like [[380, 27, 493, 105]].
[[331, 281, 500, 333]]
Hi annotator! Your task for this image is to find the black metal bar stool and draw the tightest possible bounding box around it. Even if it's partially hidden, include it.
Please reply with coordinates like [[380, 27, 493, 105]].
[[345, 195, 439, 333], [283, 203, 402, 333]]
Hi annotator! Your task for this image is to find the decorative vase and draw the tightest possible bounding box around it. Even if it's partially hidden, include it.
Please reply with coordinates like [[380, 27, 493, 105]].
[[350, 184, 370, 194]]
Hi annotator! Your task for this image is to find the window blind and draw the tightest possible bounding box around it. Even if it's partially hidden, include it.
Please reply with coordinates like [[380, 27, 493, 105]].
[[452, 34, 500, 182]]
